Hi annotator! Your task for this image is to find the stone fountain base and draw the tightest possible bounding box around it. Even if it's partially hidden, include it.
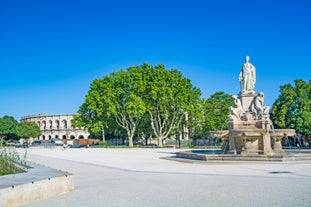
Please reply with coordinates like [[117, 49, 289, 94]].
[[175, 150, 284, 161], [175, 149, 311, 162]]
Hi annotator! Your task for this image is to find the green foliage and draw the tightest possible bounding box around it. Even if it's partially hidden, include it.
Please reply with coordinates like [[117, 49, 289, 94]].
[[0, 116, 41, 141], [202, 92, 233, 131], [141, 64, 202, 146], [74, 66, 148, 147], [99, 141, 110, 148], [0, 142, 28, 176], [187, 143, 194, 148], [75, 63, 201, 147], [17, 121, 41, 139], [271, 79, 311, 136], [0, 116, 19, 140]]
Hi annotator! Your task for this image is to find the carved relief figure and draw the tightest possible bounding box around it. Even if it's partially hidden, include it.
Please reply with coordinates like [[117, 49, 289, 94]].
[[239, 56, 256, 93], [229, 95, 244, 121], [250, 92, 264, 119], [263, 106, 270, 120]]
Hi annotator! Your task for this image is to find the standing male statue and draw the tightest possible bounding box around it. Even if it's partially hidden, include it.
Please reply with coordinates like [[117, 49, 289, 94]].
[[239, 56, 256, 93]]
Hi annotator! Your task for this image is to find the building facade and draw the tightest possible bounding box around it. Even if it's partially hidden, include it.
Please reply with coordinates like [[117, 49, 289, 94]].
[[21, 114, 89, 140]]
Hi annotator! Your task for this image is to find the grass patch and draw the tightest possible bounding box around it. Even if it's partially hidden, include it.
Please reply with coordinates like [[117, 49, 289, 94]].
[[0, 146, 28, 176]]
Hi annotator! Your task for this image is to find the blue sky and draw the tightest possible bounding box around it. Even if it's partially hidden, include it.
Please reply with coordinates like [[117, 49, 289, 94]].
[[1, 0, 310, 121]]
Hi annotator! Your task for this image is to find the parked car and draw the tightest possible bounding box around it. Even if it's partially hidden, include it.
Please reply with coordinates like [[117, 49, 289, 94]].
[[51, 138, 63, 146], [14, 141, 29, 148], [14, 141, 22, 148], [31, 140, 42, 146], [23, 142, 29, 148]]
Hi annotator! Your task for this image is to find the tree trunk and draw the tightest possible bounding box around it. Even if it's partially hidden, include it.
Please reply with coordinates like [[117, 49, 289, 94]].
[[128, 132, 134, 147], [157, 137, 163, 147], [102, 127, 105, 142], [128, 138, 133, 147]]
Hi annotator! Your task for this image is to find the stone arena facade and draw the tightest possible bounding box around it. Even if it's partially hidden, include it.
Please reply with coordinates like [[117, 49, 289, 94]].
[[21, 114, 89, 140]]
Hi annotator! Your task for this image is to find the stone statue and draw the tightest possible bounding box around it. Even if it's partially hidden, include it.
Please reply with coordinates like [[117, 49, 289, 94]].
[[250, 92, 265, 119], [263, 106, 270, 120], [229, 95, 243, 121], [239, 56, 256, 93]]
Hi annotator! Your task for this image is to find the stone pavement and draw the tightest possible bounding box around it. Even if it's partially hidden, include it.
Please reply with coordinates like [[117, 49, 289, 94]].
[[19, 148, 311, 207]]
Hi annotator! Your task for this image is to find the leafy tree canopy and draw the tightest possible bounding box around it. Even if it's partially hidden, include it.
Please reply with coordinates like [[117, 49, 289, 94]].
[[0, 116, 19, 140], [17, 121, 41, 139], [141, 64, 201, 146], [73, 63, 201, 146], [202, 92, 233, 131], [271, 79, 311, 136]]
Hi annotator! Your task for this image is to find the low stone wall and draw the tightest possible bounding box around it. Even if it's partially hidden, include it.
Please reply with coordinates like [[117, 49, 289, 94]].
[[0, 163, 74, 207], [176, 150, 284, 161]]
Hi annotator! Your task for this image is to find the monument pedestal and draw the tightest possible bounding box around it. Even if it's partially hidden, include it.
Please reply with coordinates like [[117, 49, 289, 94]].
[[228, 120, 273, 155]]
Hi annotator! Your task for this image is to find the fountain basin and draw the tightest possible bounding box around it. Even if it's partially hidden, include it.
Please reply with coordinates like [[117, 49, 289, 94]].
[[209, 130, 229, 138], [269, 129, 295, 138], [175, 149, 311, 162], [191, 149, 222, 155], [210, 129, 295, 139], [175, 150, 284, 161]]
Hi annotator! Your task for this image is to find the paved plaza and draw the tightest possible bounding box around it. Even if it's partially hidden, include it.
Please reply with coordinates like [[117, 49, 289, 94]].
[[19, 147, 311, 207]]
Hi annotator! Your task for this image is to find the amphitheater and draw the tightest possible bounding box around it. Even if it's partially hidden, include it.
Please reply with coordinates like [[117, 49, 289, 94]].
[[21, 114, 89, 140]]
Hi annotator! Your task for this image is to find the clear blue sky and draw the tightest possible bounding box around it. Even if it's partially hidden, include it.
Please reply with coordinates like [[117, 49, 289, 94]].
[[1, 0, 310, 121]]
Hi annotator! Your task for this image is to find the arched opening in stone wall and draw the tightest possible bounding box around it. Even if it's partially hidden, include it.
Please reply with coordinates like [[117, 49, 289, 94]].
[[49, 120, 52, 129], [55, 120, 60, 129], [70, 135, 75, 139], [78, 135, 84, 139], [62, 135, 67, 139], [62, 120, 67, 129], [43, 121, 46, 130], [55, 135, 59, 139], [48, 135, 52, 140], [42, 135, 46, 140]]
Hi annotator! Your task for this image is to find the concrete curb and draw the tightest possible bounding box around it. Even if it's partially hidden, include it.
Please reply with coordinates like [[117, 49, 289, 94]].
[[0, 162, 74, 207]]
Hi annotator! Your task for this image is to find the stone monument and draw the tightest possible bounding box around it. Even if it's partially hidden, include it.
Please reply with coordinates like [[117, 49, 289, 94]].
[[175, 56, 298, 161], [211, 56, 295, 156]]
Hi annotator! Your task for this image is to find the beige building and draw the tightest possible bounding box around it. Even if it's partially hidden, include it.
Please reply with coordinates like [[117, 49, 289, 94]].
[[21, 114, 89, 140]]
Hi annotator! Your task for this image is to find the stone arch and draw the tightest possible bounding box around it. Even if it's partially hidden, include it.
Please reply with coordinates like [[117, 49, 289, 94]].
[[42, 135, 46, 140], [62, 120, 67, 129], [48, 135, 52, 140], [55, 120, 60, 129], [43, 121, 46, 130], [55, 135, 59, 139], [70, 135, 75, 139], [49, 120, 53, 129], [78, 135, 84, 139], [62, 135, 67, 139]]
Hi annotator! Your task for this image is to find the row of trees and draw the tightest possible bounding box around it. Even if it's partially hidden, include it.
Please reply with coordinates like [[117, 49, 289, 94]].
[[73, 64, 311, 147], [1, 64, 309, 145], [0, 116, 41, 142], [72, 63, 234, 147]]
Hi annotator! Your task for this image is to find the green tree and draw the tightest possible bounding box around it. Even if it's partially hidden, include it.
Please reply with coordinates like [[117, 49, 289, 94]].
[[17, 121, 41, 139], [142, 64, 201, 146], [271, 79, 311, 136], [72, 102, 108, 140], [74, 63, 201, 147], [202, 92, 233, 131], [0, 116, 19, 141], [74, 67, 146, 147]]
